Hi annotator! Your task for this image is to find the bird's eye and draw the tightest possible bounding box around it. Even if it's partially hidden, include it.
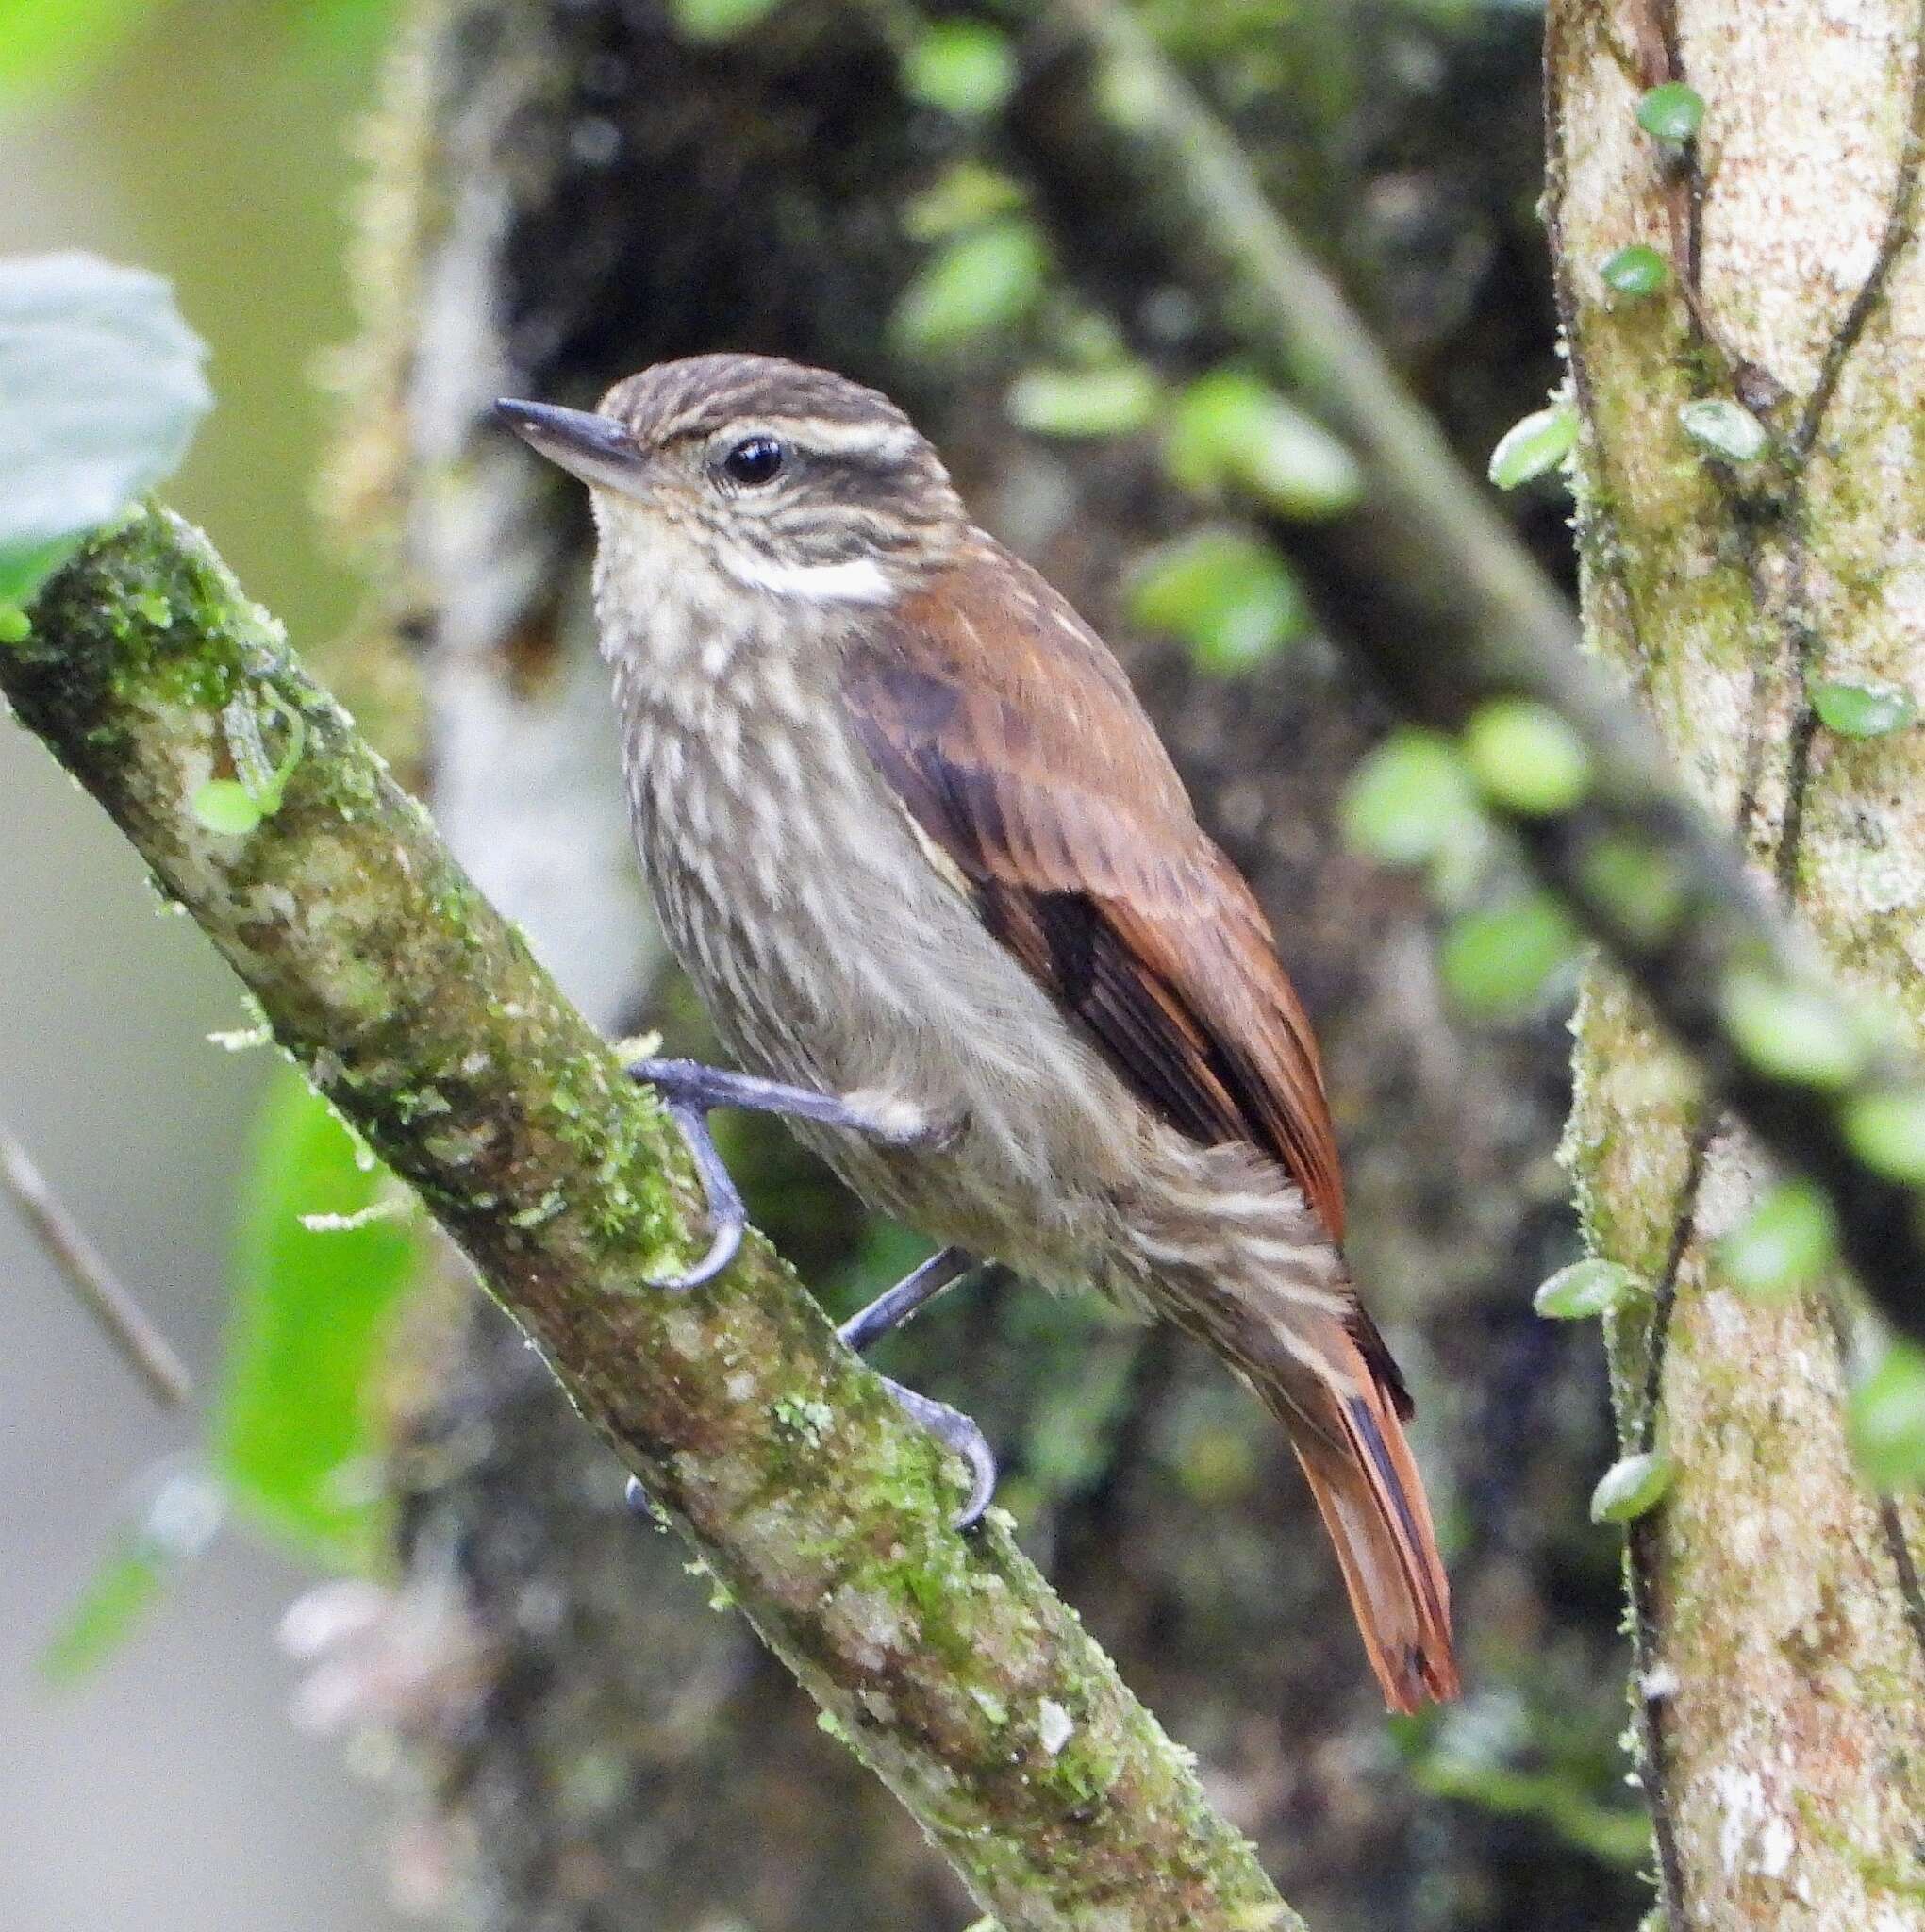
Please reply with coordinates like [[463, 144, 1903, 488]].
[[722, 436, 786, 487]]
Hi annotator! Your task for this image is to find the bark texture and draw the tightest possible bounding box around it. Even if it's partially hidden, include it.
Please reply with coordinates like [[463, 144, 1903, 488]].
[[1548, 4, 1925, 1924], [5, 506, 1301, 1932], [324, 2, 1646, 1927]]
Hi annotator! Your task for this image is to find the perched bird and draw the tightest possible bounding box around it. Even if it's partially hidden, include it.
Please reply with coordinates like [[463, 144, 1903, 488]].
[[497, 355, 1458, 1711]]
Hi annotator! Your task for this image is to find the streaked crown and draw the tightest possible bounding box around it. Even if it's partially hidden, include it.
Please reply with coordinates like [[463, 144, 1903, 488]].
[[594, 354, 965, 598]]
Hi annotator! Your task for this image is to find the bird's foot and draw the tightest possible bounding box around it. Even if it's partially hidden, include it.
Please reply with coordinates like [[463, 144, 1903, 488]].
[[838, 1245, 1007, 1531]]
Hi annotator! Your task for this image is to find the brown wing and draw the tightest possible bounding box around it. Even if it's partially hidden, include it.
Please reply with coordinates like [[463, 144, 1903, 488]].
[[841, 536, 1347, 1241]]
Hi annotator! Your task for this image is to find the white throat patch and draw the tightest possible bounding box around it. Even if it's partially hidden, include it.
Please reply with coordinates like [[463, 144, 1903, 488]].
[[728, 553, 897, 606]]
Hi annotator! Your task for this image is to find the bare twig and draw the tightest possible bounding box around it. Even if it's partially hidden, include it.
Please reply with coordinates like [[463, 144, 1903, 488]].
[[2, 1115, 192, 1407]]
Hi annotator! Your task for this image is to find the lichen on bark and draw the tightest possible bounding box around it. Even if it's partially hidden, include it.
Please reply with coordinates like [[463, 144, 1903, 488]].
[[1548, 3, 1925, 1924]]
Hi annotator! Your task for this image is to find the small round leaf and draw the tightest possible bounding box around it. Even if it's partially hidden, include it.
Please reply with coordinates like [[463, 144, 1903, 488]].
[[1636, 82, 1703, 143], [903, 23, 1017, 118], [1720, 970, 1867, 1089], [1844, 1087, 1925, 1183], [1812, 680, 1917, 740], [1850, 1342, 1925, 1490], [1718, 1178, 1836, 1298], [1488, 404, 1578, 491], [1535, 1258, 1643, 1321], [1126, 527, 1307, 676], [1341, 730, 1478, 867], [1463, 698, 1592, 816], [191, 779, 265, 837], [1679, 398, 1769, 464], [1440, 894, 1581, 1018], [891, 219, 1048, 358], [1591, 1450, 1672, 1524], [1601, 244, 1670, 299], [1007, 364, 1162, 439]]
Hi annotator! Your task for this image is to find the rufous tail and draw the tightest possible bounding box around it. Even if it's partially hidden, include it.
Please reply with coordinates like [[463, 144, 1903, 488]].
[[1265, 1321, 1459, 1713]]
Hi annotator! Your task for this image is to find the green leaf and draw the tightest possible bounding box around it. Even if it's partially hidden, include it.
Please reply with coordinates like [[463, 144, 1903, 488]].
[[1600, 244, 1670, 299], [1462, 698, 1592, 816], [0, 254, 211, 606], [1636, 81, 1704, 143], [1487, 403, 1577, 491], [890, 219, 1048, 359], [1340, 729, 1479, 867], [1718, 1178, 1836, 1297], [1125, 527, 1308, 676], [1720, 969, 1867, 1089], [1577, 832, 1689, 945], [1440, 893, 1581, 1017], [39, 1466, 225, 1683], [1007, 363, 1162, 439], [1679, 398, 1769, 464], [1590, 1449, 1671, 1524], [1535, 1257, 1643, 1321], [1843, 1087, 1925, 1183], [191, 778, 265, 837], [1812, 680, 1917, 739], [902, 162, 1026, 242], [669, 0, 782, 42], [1850, 1341, 1925, 1490], [216, 1069, 424, 1560], [1164, 369, 1364, 520], [0, 0, 154, 101], [902, 22, 1017, 118]]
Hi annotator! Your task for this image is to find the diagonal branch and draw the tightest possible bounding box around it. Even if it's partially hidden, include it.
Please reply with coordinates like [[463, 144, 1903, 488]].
[[1011, 0, 1925, 1349], [0, 505, 1298, 1932]]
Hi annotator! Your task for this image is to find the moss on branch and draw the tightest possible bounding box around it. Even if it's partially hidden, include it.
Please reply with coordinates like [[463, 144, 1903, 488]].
[[2, 505, 1297, 1932]]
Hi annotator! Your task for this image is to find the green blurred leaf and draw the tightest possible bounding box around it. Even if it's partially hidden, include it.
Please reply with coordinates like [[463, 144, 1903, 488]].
[[40, 1466, 225, 1683], [1721, 969, 1867, 1089], [1487, 403, 1577, 491], [1163, 368, 1363, 519], [1600, 243, 1669, 299], [1577, 832, 1689, 946], [1340, 729, 1479, 867], [1535, 1257, 1642, 1321], [1590, 1449, 1671, 1524], [1843, 1086, 1925, 1182], [890, 219, 1048, 358], [1850, 1341, 1925, 1490], [216, 1069, 424, 1560], [1007, 363, 1162, 439], [1718, 1178, 1836, 1298], [1636, 81, 1703, 142], [1812, 680, 1917, 739], [669, 0, 781, 42], [0, 0, 158, 100], [0, 253, 210, 605], [1679, 397, 1768, 463], [1462, 698, 1592, 816], [1440, 893, 1581, 1017], [902, 22, 1016, 117], [1126, 526, 1307, 675], [902, 162, 1026, 242]]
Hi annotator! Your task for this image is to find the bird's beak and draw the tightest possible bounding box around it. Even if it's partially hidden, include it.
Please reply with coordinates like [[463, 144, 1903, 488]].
[[494, 398, 647, 495]]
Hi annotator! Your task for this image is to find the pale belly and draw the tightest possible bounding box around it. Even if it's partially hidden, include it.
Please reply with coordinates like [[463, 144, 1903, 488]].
[[625, 691, 1146, 1283]]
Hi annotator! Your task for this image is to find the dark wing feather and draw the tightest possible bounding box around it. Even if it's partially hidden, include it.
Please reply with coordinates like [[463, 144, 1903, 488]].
[[841, 537, 1347, 1242]]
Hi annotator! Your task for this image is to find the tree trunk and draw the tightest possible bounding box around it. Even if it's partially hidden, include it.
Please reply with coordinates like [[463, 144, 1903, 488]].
[[323, 2, 1643, 1925], [1548, 3, 1925, 1924]]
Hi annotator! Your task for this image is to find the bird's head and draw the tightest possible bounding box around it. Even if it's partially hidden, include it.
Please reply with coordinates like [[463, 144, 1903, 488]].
[[496, 354, 966, 617]]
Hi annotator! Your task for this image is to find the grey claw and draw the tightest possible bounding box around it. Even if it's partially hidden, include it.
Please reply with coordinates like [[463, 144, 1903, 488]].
[[876, 1374, 998, 1531], [644, 1100, 747, 1291]]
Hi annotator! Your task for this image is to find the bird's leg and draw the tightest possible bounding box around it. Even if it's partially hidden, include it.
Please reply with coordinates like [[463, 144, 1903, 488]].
[[624, 1245, 1006, 1531], [839, 1247, 1008, 1531], [629, 1055, 954, 1291]]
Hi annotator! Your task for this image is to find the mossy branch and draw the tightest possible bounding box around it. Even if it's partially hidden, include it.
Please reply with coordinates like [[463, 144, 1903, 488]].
[[1013, 0, 1925, 1350], [2, 506, 1298, 1932]]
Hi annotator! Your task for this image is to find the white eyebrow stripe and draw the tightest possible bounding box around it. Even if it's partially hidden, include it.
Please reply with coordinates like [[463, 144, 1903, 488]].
[[729, 554, 898, 604], [754, 417, 921, 462]]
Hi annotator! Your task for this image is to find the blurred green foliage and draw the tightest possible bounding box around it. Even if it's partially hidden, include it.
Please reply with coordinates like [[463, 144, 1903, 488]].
[[1126, 525, 1306, 675], [217, 1066, 425, 1560], [0, 253, 208, 605], [1716, 1178, 1837, 1299]]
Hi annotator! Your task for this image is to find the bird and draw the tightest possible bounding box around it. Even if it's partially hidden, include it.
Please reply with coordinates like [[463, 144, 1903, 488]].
[[496, 353, 1458, 1712]]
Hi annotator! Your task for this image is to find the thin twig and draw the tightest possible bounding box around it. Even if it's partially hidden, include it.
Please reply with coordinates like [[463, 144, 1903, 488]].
[[1, 1116, 192, 1407]]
